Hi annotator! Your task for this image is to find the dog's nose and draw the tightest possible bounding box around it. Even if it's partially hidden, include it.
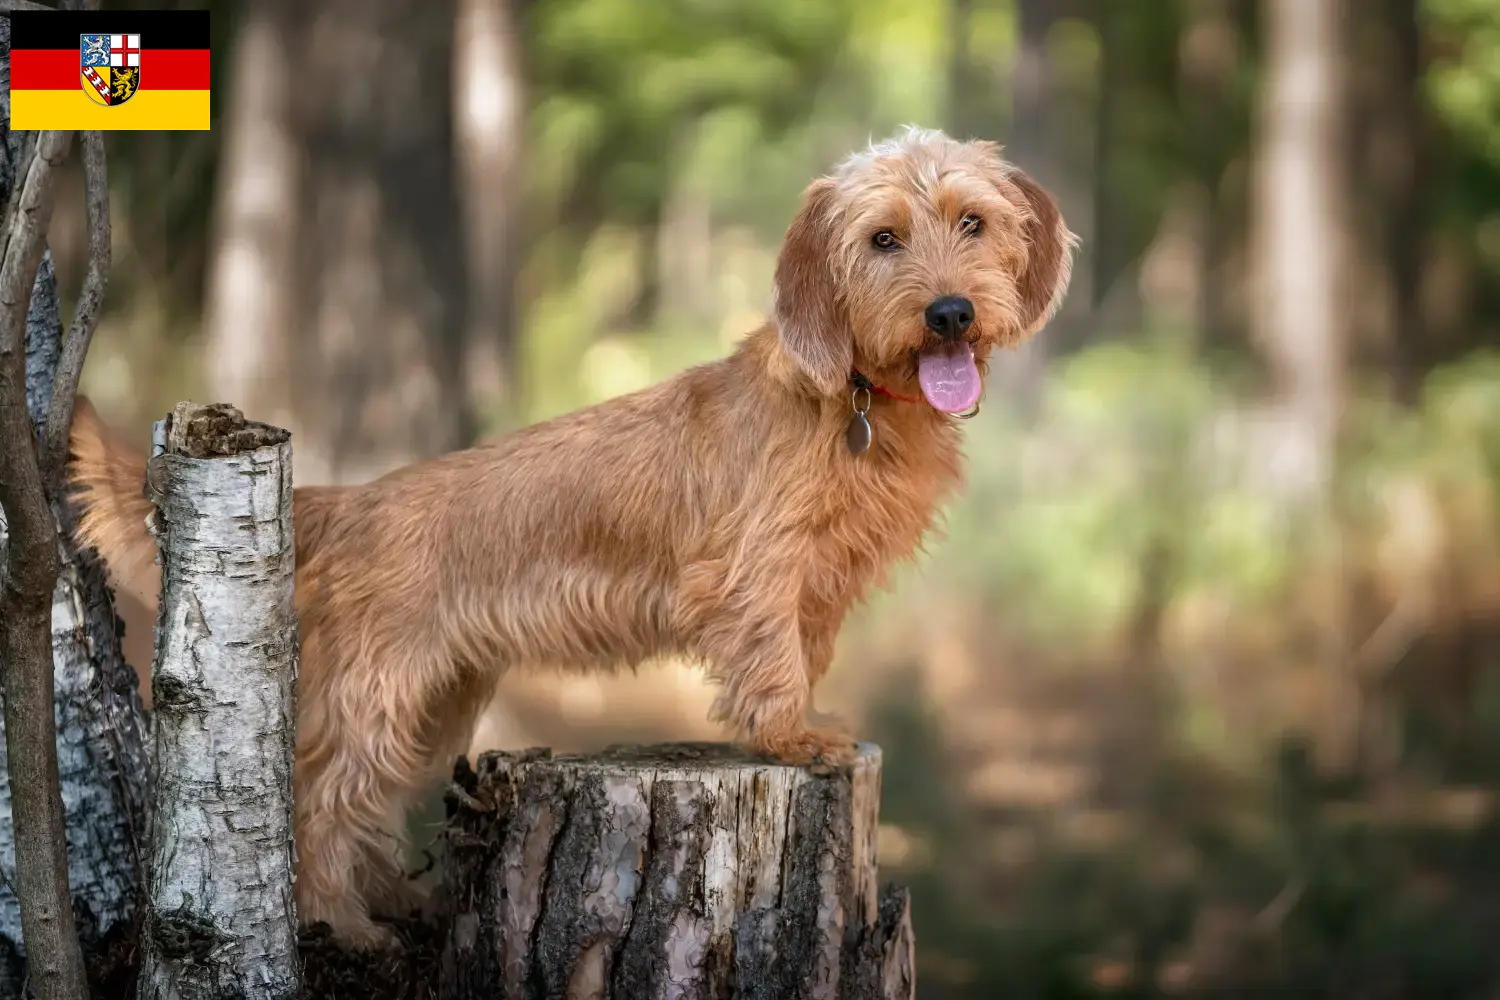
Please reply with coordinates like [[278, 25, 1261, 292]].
[[924, 295, 974, 340]]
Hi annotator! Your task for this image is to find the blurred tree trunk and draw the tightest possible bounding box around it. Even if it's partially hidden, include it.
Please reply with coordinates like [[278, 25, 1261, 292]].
[[0, 22, 150, 998], [1378, 0, 1426, 403], [1251, 0, 1356, 772], [1176, 0, 1250, 353], [992, 0, 1063, 415], [202, 0, 299, 465], [1250, 0, 1347, 505], [1089, 0, 1123, 314], [1342, 0, 1424, 399], [1341, 0, 1431, 776], [1008, 0, 1054, 177], [205, 0, 474, 486], [946, 0, 993, 142], [454, 0, 526, 428]]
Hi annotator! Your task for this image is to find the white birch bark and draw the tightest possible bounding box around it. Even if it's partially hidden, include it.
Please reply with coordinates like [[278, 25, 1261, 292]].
[[136, 403, 299, 1000]]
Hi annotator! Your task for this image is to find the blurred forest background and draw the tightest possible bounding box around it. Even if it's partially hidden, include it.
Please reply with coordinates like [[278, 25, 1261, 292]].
[[44, 0, 1500, 995]]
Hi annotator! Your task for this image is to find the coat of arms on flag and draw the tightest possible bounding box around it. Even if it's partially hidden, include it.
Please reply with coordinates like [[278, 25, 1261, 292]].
[[80, 33, 140, 107]]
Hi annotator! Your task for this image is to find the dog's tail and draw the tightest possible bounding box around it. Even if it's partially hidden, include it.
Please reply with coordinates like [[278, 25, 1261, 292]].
[[69, 396, 350, 596], [68, 395, 159, 598]]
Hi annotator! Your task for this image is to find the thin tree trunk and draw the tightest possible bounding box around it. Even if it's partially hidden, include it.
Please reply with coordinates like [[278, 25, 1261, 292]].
[[0, 49, 150, 995], [200, 0, 301, 453], [0, 25, 91, 987], [1250, 0, 1346, 503], [440, 743, 914, 1000], [993, 0, 1061, 415], [1008, 0, 1052, 174], [1381, 0, 1425, 403], [946, 0, 983, 141], [454, 0, 524, 427], [1179, 0, 1250, 354], [1252, 0, 1356, 772], [1089, 1, 1122, 312], [136, 403, 299, 1000]]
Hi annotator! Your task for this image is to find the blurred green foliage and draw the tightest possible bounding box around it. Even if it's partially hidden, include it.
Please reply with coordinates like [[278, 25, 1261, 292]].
[[1426, 0, 1500, 164]]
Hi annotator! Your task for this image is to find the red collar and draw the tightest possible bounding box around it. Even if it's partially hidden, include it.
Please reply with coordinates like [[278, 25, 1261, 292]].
[[850, 369, 924, 404]]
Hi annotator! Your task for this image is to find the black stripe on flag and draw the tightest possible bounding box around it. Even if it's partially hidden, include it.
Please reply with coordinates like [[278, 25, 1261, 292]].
[[9, 10, 209, 52]]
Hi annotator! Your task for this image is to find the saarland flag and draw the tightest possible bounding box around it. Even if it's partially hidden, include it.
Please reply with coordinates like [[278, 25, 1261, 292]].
[[8, 10, 209, 130]]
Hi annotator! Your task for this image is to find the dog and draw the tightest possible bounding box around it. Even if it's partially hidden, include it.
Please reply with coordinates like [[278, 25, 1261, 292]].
[[67, 126, 1074, 947]]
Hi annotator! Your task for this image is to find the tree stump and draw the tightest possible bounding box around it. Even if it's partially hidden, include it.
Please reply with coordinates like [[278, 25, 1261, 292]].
[[136, 403, 300, 1000], [440, 742, 914, 1000]]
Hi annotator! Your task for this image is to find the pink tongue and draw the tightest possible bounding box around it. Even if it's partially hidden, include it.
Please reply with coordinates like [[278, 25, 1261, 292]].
[[916, 343, 981, 413]]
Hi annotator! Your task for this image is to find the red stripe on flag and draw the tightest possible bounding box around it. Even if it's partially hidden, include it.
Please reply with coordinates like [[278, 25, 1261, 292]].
[[10, 48, 210, 91]]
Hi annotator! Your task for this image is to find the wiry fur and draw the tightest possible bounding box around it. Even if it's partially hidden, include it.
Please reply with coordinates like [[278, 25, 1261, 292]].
[[67, 128, 1074, 947]]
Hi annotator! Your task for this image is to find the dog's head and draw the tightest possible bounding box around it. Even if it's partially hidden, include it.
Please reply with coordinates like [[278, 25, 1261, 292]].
[[772, 127, 1075, 412]]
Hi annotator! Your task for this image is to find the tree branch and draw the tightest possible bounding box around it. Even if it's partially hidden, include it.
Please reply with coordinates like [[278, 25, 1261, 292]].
[[0, 127, 73, 564], [0, 127, 89, 1000], [0, 133, 34, 234], [40, 131, 107, 486], [0, 1, 56, 14]]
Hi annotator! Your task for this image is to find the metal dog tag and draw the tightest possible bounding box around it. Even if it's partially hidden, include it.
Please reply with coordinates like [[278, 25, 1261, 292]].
[[846, 382, 874, 455], [845, 411, 872, 455]]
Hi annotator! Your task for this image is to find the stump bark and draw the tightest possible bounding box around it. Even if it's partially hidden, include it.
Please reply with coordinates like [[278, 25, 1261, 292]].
[[136, 403, 300, 1000], [440, 742, 914, 1000]]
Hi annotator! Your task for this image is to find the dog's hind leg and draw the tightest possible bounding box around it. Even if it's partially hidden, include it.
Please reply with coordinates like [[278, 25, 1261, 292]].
[[292, 636, 459, 948], [294, 725, 420, 947]]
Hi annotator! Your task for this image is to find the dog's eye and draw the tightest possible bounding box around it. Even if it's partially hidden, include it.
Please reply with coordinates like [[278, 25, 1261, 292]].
[[871, 231, 900, 251], [960, 214, 984, 236]]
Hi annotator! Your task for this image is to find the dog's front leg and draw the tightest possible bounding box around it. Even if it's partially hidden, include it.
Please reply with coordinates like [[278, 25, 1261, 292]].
[[787, 584, 859, 736], [800, 587, 855, 688], [802, 627, 845, 735], [705, 608, 859, 767]]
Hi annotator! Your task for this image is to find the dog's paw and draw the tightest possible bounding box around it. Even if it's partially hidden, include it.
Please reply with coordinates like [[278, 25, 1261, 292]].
[[372, 876, 433, 920], [323, 916, 401, 953], [352, 923, 402, 952], [753, 725, 861, 768]]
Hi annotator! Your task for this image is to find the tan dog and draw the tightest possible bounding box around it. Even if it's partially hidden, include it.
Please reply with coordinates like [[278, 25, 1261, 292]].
[[67, 127, 1073, 947]]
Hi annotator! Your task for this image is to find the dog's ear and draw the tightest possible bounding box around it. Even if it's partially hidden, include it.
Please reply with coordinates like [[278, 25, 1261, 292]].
[[773, 178, 851, 396], [1004, 167, 1075, 337]]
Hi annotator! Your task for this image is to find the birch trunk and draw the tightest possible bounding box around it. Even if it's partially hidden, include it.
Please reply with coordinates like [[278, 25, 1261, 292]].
[[440, 743, 914, 1000], [0, 17, 150, 997], [136, 403, 299, 1000]]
